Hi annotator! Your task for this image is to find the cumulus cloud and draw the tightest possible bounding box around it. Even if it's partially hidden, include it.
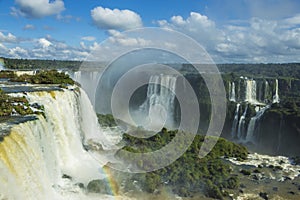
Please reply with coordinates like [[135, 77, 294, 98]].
[[158, 12, 224, 52], [8, 47, 29, 58], [91, 6, 142, 30], [157, 11, 300, 63], [0, 32, 18, 43], [37, 38, 52, 48], [12, 0, 65, 18], [107, 30, 151, 46]]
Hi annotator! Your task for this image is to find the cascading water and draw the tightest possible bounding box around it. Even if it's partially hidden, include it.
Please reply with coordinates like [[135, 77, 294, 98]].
[[237, 104, 248, 139], [273, 79, 280, 103], [229, 82, 236, 102], [245, 105, 270, 142], [0, 88, 123, 200], [138, 74, 177, 129], [264, 80, 269, 103], [73, 71, 100, 106], [245, 79, 257, 104], [231, 103, 240, 138]]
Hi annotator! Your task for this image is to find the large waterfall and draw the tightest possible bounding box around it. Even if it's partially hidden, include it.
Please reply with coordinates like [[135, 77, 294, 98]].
[[245, 79, 257, 104], [231, 103, 240, 138], [228, 77, 281, 143], [138, 75, 177, 129], [245, 105, 270, 142], [273, 79, 280, 103], [237, 104, 248, 139], [0, 88, 122, 200], [229, 82, 236, 102], [73, 71, 100, 107]]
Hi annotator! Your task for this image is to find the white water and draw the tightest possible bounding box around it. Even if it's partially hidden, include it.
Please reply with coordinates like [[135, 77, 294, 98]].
[[231, 103, 240, 138], [245, 105, 270, 142], [0, 63, 4, 71], [264, 80, 269, 103], [0, 88, 125, 200], [229, 153, 300, 181], [138, 75, 177, 130], [245, 79, 257, 104], [237, 104, 248, 139], [73, 71, 100, 106], [273, 79, 280, 103], [229, 82, 236, 102]]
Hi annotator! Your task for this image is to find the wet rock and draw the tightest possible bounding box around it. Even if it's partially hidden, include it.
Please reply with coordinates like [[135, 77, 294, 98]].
[[252, 173, 265, 181], [62, 174, 72, 180], [288, 191, 295, 195], [87, 179, 112, 195], [75, 183, 84, 189], [259, 192, 269, 200], [240, 169, 251, 176]]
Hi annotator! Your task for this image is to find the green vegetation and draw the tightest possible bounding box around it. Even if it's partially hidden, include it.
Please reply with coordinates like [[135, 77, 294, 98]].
[[0, 88, 42, 116], [116, 128, 248, 199], [11, 70, 74, 85], [97, 114, 117, 127], [2, 57, 81, 70], [0, 70, 15, 79]]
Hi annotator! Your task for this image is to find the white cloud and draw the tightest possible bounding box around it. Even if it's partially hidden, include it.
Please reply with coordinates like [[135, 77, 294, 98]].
[[0, 32, 18, 43], [8, 47, 29, 58], [23, 24, 35, 30], [107, 30, 151, 47], [157, 11, 300, 63], [91, 6, 142, 30], [81, 36, 96, 41], [13, 0, 65, 18], [37, 38, 52, 48], [158, 12, 224, 51]]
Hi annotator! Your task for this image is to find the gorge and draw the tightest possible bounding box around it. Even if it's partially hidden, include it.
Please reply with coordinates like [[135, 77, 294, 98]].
[[1, 62, 300, 199]]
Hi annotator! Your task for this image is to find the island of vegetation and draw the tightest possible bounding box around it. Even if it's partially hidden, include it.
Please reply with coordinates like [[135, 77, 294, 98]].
[[96, 114, 248, 199], [0, 70, 74, 117]]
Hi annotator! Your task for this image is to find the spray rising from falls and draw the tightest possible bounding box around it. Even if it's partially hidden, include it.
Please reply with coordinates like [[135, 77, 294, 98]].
[[0, 88, 122, 200], [138, 75, 177, 130]]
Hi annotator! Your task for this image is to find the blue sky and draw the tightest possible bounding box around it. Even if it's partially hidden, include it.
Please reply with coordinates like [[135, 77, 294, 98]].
[[0, 0, 300, 63]]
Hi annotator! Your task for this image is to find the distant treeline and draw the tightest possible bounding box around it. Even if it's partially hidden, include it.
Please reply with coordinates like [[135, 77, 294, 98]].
[[2, 57, 300, 79], [182, 63, 300, 79], [2, 57, 82, 71]]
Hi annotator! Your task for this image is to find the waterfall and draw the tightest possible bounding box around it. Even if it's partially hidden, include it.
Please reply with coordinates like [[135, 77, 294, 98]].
[[231, 103, 240, 138], [264, 80, 269, 103], [0, 88, 120, 200], [73, 71, 100, 106], [229, 82, 236, 102], [245, 79, 257, 104], [138, 74, 177, 129], [237, 104, 248, 139], [245, 105, 270, 142], [273, 79, 280, 103]]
